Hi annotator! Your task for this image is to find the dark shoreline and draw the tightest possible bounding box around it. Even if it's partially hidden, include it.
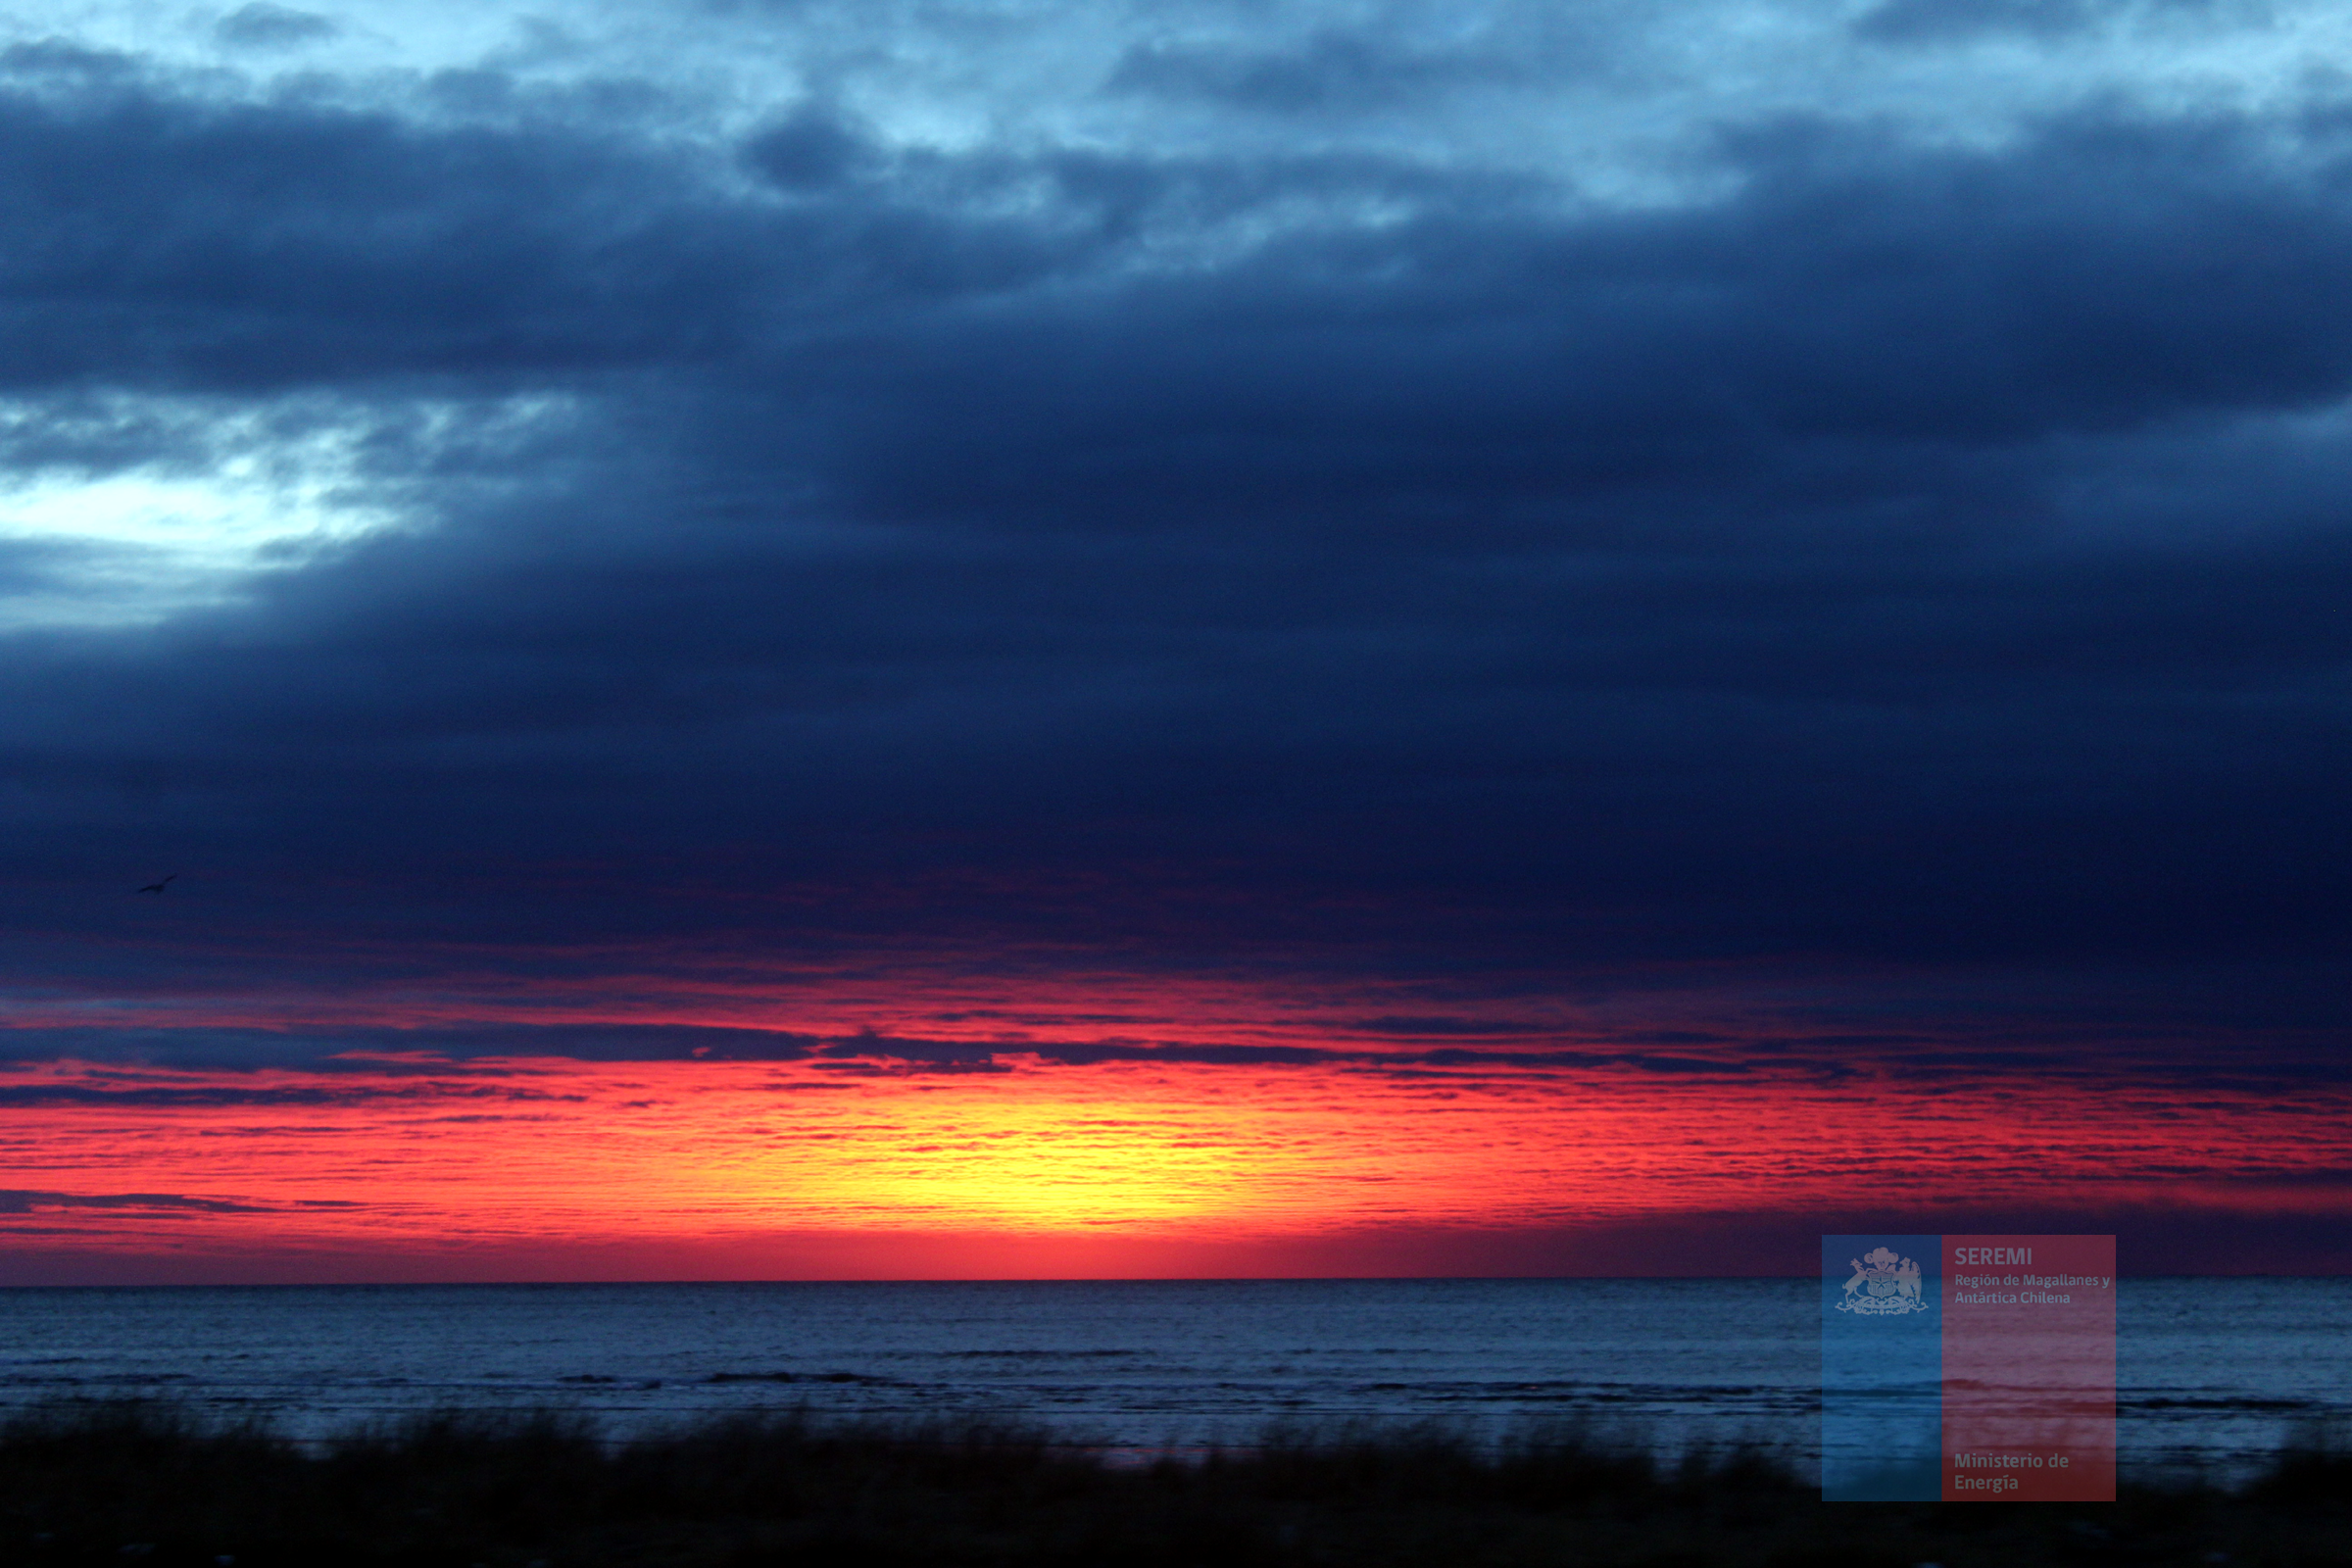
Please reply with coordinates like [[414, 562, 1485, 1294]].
[[4, 1399, 2347, 1566]]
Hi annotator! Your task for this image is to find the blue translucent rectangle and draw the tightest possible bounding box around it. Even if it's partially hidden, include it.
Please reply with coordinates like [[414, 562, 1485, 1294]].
[[1822, 1234, 1942, 1500]]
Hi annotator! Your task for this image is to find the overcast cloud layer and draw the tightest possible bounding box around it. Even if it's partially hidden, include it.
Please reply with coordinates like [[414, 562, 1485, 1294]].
[[5, 0, 2352, 1069]]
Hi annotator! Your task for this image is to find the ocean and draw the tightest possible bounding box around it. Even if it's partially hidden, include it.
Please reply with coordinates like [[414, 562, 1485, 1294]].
[[2, 1277, 2344, 1484]]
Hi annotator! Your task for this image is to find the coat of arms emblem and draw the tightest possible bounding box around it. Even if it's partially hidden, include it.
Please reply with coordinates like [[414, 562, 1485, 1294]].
[[1836, 1245, 1929, 1314]]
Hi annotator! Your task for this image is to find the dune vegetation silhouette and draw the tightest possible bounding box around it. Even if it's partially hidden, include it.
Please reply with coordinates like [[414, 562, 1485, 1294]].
[[1, 1398, 2346, 1565]]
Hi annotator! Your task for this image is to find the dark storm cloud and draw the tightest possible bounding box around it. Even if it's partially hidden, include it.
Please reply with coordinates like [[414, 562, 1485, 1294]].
[[4, 42, 2352, 1056], [0, 56, 756, 388]]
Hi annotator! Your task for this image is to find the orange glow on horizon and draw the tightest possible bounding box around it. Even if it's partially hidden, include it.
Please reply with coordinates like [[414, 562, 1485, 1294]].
[[7, 1039, 2349, 1282]]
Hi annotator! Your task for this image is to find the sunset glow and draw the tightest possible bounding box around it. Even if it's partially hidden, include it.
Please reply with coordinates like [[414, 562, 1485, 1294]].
[[10, 973, 2348, 1280], [8, 0, 2352, 1286]]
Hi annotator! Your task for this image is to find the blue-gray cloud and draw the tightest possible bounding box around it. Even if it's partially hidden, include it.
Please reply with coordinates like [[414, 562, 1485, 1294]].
[[1108, 28, 1535, 113], [10, 1019, 2345, 1088], [212, 4, 340, 50], [1853, 0, 2255, 43], [1, 23, 2350, 1064]]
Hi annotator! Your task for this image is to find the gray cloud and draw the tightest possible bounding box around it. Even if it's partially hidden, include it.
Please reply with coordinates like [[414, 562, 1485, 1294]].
[[1853, 0, 2256, 42], [212, 4, 341, 50], [1, 21, 2350, 1067], [11, 1018, 2340, 1087], [1108, 29, 1520, 114]]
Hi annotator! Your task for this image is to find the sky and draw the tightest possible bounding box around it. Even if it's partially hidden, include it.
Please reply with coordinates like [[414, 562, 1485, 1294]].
[[5, 0, 2352, 1283]]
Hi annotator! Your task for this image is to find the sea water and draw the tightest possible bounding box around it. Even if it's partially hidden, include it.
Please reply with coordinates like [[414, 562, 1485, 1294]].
[[1, 1278, 2343, 1483]]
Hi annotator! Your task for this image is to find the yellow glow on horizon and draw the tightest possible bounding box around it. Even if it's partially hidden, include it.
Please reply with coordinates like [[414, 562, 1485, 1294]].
[[770, 1096, 1256, 1232], [9, 1050, 2352, 1281]]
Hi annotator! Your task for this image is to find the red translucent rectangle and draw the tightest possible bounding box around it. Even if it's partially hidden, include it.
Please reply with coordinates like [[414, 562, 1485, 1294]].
[[1941, 1233, 2116, 1501]]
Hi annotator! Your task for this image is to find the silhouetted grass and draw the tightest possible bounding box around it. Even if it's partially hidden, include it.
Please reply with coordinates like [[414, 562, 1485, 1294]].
[[2248, 1416, 2352, 1505], [2, 1398, 2347, 1566]]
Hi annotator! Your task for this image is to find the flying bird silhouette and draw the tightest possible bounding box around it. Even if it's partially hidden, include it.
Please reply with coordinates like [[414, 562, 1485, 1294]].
[[136, 873, 177, 894]]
